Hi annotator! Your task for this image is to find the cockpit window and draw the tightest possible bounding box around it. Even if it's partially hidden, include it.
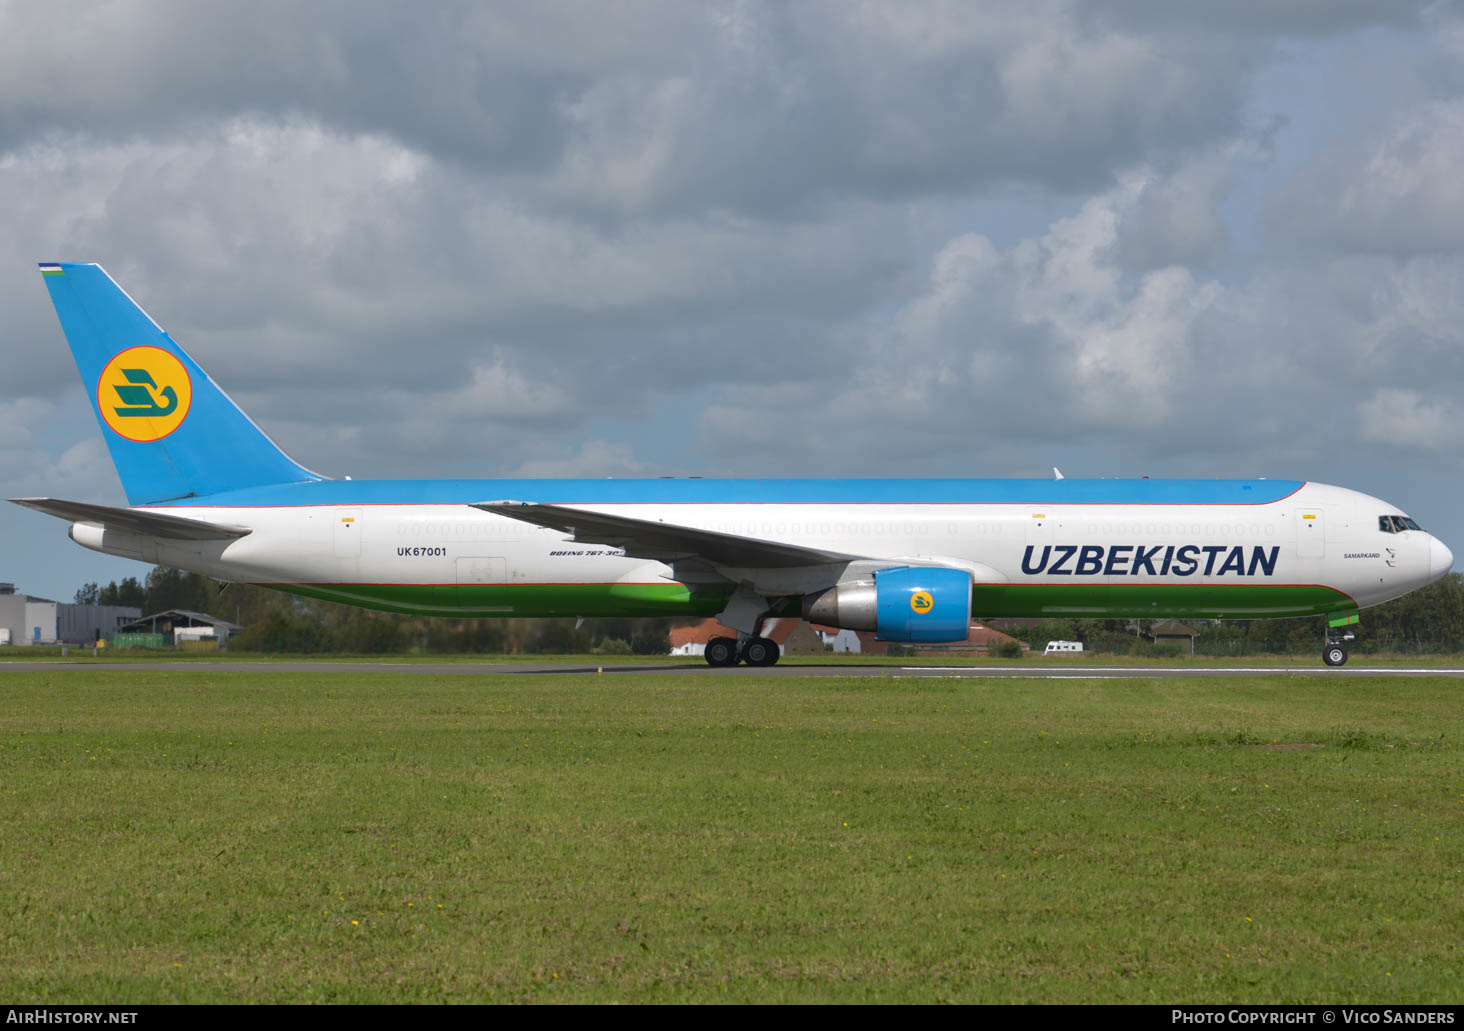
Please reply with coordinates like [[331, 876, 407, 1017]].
[[1402, 517, 1422, 531], [1380, 516, 1395, 533], [1392, 516, 1409, 533], [1382, 515, 1422, 533]]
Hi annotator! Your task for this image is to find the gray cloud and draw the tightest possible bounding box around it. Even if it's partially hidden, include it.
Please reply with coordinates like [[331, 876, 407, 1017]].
[[1091, 0, 1435, 36], [1271, 98, 1464, 255], [695, 161, 1464, 484], [0, 1, 1271, 215]]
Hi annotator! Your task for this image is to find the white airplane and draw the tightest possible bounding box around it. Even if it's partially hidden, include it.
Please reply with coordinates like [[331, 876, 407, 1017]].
[[13, 263, 1454, 667]]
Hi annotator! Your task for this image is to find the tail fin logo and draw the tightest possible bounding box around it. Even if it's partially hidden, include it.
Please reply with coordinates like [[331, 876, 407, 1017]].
[[97, 346, 192, 442]]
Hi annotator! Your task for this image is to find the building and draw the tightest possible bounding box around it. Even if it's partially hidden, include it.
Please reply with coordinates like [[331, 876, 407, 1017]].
[[813, 625, 861, 653], [0, 583, 58, 645], [670, 619, 732, 657], [57, 604, 143, 645], [114, 610, 242, 646], [1148, 619, 1199, 655], [961, 624, 1029, 655], [757, 618, 826, 656]]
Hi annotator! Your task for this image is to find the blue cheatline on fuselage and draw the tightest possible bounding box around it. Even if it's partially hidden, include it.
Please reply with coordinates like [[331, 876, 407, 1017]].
[[151, 477, 1305, 509]]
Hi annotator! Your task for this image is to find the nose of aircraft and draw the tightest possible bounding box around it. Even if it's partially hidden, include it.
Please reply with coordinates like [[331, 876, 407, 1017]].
[[1429, 535, 1454, 583]]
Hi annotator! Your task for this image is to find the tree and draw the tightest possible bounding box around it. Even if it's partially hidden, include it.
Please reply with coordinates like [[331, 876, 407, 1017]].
[[99, 577, 145, 609], [144, 567, 213, 614]]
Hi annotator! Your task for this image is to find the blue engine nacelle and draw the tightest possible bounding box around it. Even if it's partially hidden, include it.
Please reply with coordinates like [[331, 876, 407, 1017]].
[[803, 565, 972, 643], [874, 565, 972, 642]]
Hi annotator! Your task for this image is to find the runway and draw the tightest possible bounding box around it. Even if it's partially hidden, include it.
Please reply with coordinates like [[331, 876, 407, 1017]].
[[3, 659, 1464, 678]]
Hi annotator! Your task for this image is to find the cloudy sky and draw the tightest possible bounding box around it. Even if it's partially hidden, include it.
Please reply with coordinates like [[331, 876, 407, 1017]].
[[3, 1, 1462, 600]]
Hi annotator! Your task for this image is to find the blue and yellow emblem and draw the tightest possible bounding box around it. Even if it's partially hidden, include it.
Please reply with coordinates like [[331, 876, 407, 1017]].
[[910, 590, 934, 615], [97, 346, 192, 442]]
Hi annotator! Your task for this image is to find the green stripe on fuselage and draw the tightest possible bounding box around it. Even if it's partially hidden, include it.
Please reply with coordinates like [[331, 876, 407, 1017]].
[[968, 583, 1354, 619], [261, 581, 1353, 621], [264, 582, 733, 618]]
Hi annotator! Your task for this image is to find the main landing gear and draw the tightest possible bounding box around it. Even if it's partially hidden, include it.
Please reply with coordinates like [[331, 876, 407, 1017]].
[[704, 635, 780, 667], [705, 585, 784, 667]]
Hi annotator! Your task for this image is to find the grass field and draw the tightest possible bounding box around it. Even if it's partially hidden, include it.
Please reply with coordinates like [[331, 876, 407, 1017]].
[[0, 667, 1461, 1003]]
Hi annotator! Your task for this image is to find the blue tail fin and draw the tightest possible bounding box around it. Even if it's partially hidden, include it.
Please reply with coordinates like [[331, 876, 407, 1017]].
[[39, 262, 323, 505]]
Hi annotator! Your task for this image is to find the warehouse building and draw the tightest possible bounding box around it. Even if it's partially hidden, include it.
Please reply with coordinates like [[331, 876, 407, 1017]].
[[115, 610, 241, 647], [58, 604, 144, 645], [0, 583, 58, 646]]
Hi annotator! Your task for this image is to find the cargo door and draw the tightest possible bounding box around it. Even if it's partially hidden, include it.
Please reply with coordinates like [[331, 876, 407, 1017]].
[[456, 556, 508, 585], [455, 556, 513, 615]]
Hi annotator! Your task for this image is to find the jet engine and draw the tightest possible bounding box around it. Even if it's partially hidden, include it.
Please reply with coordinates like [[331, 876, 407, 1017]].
[[803, 565, 972, 642]]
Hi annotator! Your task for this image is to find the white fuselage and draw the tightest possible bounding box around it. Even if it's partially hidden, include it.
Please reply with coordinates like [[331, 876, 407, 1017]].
[[66, 480, 1451, 621]]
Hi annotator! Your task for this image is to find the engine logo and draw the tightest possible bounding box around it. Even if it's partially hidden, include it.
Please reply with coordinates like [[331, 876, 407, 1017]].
[[910, 590, 934, 615], [97, 346, 193, 442]]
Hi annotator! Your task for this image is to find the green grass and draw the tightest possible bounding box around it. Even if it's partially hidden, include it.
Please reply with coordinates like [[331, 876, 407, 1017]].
[[0, 669, 1461, 1003]]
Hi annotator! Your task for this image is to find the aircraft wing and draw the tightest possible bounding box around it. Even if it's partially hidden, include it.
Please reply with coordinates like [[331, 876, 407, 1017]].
[[10, 497, 252, 541], [473, 501, 857, 569]]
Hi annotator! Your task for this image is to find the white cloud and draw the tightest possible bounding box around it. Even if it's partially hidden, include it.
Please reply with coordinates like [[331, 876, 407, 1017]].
[[1358, 388, 1464, 451], [872, 175, 1222, 433], [433, 360, 577, 424]]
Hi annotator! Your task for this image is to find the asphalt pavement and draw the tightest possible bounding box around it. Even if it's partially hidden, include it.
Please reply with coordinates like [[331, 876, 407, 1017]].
[[3, 660, 1463, 678]]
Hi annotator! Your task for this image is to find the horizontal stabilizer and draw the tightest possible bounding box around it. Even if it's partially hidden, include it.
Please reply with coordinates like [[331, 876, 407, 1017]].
[[474, 501, 857, 569], [10, 497, 251, 541]]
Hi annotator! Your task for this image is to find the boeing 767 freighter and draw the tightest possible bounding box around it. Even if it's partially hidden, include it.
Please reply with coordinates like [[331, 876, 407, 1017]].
[[13, 263, 1454, 666]]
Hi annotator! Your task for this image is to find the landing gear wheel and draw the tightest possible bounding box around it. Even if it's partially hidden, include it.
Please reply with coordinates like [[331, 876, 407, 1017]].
[[741, 636, 780, 667], [705, 636, 739, 667], [1323, 644, 1348, 667]]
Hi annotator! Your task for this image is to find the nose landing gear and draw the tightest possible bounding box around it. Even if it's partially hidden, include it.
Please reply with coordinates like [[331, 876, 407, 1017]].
[[1323, 610, 1358, 666]]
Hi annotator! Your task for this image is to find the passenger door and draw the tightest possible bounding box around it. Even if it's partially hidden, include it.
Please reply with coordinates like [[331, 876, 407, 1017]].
[[1296, 508, 1324, 560]]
